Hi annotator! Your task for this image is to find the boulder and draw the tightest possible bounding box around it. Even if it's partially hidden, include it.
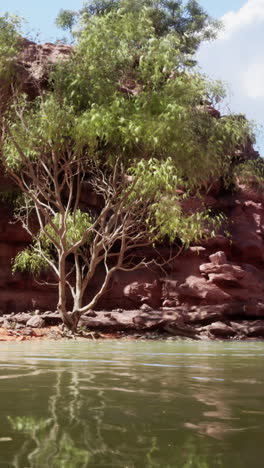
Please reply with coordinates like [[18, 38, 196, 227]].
[[205, 322, 236, 338], [11, 313, 32, 325], [140, 303, 153, 311], [247, 322, 264, 338], [26, 316, 45, 328], [41, 313, 62, 326], [123, 280, 161, 308], [179, 276, 231, 303], [209, 251, 227, 265]]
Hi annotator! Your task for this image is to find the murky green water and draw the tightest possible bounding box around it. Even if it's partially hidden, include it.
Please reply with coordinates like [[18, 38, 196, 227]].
[[0, 340, 263, 467]]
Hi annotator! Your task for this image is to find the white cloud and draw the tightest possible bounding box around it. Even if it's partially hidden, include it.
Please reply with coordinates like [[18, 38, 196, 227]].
[[243, 60, 264, 98], [221, 0, 264, 40], [197, 0, 264, 153]]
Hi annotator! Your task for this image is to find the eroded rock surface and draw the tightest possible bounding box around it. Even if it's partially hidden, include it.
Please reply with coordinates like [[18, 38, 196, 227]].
[[1, 39, 264, 339]]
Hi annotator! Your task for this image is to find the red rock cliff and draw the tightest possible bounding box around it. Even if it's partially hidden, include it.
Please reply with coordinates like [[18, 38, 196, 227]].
[[1, 40, 264, 340]]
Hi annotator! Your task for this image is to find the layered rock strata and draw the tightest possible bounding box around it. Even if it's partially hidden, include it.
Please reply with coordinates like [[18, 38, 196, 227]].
[[1, 40, 264, 339]]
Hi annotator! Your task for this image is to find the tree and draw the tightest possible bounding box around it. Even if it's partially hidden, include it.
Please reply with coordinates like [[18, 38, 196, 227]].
[[0, 14, 21, 78], [2, 96, 219, 332], [0, 14, 22, 113], [0, 7, 251, 332], [56, 0, 220, 57]]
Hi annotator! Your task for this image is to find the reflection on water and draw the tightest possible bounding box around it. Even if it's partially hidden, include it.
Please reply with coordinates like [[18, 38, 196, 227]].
[[9, 415, 91, 467], [0, 341, 263, 467]]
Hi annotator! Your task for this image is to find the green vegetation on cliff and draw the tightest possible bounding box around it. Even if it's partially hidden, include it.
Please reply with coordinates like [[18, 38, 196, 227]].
[[0, 1, 254, 331]]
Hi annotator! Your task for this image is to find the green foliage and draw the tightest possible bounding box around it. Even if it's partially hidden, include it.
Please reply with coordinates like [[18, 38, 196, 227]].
[[4, 81, 251, 187], [12, 210, 94, 276], [3, 94, 76, 170], [42, 210, 94, 250], [126, 158, 225, 244], [152, 204, 225, 245], [235, 159, 264, 190], [12, 247, 52, 276], [51, 9, 249, 186], [80, 0, 120, 18], [0, 14, 21, 79], [56, 0, 220, 56], [128, 157, 183, 201], [55, 9, 77, 32]]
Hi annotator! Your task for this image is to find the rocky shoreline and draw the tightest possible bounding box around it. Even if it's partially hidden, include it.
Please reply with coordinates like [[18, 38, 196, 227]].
[[1, 304, 264, 341]]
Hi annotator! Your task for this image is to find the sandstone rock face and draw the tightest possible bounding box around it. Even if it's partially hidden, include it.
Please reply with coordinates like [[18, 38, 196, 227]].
[[19, 39, 72, 81], [2, 185, 264, 334], [0, 201, 58, 313], [1, 39, 264, 339], [0, 40, 72, 112]]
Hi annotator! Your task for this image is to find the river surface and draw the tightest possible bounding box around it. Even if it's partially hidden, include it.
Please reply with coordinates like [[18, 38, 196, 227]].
[[0, 340, 263, 467]]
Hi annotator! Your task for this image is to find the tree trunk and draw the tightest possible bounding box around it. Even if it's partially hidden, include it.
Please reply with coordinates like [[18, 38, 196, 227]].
[[58, 308, 73, 332], [58, 254, 79, 333], [57, 307, 82, 333], [70, 310, 82, 333]]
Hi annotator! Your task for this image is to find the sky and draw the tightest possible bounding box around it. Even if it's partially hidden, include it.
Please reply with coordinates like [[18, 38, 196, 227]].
[[198, 0, 264, 154], [1, 0, 263, 154]]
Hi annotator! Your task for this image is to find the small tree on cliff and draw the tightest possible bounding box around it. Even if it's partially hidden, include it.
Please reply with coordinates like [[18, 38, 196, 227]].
[[2, 95, 220, 332], [0, 7, 251, 332]]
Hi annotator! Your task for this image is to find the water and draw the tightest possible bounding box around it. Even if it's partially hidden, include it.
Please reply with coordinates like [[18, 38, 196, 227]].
[[0, 340, 263, 467]]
